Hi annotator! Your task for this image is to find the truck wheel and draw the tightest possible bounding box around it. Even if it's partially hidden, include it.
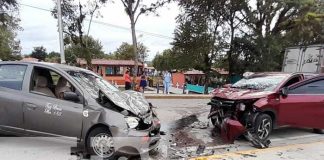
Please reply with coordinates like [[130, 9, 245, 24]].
[[313, 129, 324, 134], [254, 114, 272, 141], [87, 127, 115, 159]]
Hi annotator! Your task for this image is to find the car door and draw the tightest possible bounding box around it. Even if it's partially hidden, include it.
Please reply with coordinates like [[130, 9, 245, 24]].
[[0, 64, 29, 134], [278, 78, 324, 129], [23, 65, 84, 138]]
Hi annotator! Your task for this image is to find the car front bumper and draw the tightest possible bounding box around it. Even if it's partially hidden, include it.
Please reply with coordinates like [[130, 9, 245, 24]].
[[113, 117, 161, 155]]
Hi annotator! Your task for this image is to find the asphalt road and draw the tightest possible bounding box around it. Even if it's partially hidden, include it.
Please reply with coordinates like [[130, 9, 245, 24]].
[[0, 99, 324, 160]]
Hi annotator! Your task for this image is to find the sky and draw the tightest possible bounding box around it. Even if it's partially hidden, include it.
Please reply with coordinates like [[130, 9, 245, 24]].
[[17, 0, 179, 61]]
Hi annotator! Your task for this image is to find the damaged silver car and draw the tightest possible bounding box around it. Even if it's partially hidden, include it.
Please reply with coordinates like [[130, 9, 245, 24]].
[[0, 62, 161, 159]]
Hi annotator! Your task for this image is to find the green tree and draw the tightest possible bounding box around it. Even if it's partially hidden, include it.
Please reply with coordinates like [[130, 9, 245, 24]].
[[52, 0, 108, 66], [30, 46, 47, 61], [46, 51, 61, 63], [152, 49, 175, 71], [120, 0, 169, 86], [174, 0, 324, 77], [113, 42, 148, 61], [0, 0, 22, 61], [64, 36, 105, 65]]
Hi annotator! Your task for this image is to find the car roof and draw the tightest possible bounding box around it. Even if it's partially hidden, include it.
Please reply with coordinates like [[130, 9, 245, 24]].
[[0, 61, 89, 72], [245, 72, 318, 79]]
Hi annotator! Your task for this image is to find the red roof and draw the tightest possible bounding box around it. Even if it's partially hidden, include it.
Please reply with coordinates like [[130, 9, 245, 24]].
[[77, 59, 143, 66]]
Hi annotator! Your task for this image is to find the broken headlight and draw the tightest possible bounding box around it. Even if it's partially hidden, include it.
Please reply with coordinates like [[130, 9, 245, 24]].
[[237, 103, 246, 111], [125, 117, 140, 129]]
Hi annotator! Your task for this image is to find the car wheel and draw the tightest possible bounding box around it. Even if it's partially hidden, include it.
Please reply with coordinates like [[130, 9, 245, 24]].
[[313, 129, 324, 134], [254, 114, 272, 141], [87, 127, 115, 159]]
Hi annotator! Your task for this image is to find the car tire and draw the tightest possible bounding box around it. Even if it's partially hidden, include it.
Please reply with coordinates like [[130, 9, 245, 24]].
[[313, 129, 324, 134], [253, 114, 273, 141], [86, 127, 115, 159]]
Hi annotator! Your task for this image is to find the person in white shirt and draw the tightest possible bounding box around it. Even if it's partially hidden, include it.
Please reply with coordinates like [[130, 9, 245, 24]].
[[163, 71, 172, 94]]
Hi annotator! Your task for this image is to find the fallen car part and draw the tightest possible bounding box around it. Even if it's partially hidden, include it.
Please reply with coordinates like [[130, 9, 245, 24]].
[[220, 118, 246, 143], [217, 117, 271, 149]]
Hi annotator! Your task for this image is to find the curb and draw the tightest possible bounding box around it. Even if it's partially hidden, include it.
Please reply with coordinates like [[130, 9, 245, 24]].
[[144, 95, 212, 99]]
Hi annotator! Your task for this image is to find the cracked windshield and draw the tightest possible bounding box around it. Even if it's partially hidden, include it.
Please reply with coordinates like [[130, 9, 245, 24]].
[[0, 0, 323, 160]]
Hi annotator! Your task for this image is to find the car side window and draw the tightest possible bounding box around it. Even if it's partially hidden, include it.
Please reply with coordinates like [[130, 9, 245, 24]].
[[0, 64, 27, 91], [282, 76, 300, 88], [30, 67, 81, 103], [289, 80, 324, 94]]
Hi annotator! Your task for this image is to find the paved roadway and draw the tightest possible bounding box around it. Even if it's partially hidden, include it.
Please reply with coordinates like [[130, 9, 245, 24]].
[[0, 99, 323, 160]]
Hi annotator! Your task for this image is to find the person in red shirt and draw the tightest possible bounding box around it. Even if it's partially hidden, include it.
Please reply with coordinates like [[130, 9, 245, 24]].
[[124, 70, 131, 90]]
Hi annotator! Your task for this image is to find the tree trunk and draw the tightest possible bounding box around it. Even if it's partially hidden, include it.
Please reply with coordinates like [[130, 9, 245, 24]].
[[130, 16, 138, 89], [204, 71, 211, 94], [228, 24, 235, 83]]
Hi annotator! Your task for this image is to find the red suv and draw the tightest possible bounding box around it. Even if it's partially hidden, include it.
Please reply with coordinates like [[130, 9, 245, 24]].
[[208, 72, 321, 148]]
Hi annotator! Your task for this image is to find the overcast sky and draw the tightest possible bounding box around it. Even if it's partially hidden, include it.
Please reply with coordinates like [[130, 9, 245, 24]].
[[17, 0, 179, 61]]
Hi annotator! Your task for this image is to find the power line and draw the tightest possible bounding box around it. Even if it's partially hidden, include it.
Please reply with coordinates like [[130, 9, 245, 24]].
[[19, 3, 174, 40]]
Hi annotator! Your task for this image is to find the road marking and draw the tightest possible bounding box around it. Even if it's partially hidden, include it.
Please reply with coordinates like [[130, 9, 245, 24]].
[[191, 140, 324, 160]]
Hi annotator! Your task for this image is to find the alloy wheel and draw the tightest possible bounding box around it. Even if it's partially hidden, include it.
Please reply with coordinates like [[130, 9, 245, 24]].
[[257, 119, 271, 139]]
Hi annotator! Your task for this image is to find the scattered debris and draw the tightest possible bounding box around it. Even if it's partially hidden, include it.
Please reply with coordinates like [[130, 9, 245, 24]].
[[196, 145, 206, 155], [173, 130, 201, 147], [190, 121, 209, 129], [236, 152, 257, 158], [160, 131, 167, 135]]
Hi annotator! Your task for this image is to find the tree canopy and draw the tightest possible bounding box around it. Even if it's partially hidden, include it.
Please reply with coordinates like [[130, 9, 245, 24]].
[[0, 0, 21, 61], [112, 42, 148, 61], [30, 46, 47, 61], [52, 0, 108, 65], [170, 0, 324, 77], [64, 36, 105, 65]]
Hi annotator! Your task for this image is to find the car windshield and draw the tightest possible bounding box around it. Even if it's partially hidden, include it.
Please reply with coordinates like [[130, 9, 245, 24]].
[[67, 70, 119, 98], [231, 75, 287, 91]]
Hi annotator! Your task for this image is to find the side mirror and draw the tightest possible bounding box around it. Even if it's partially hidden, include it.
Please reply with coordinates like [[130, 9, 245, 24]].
[[63, 92, 80, 102], [280, 87, 289, 97]]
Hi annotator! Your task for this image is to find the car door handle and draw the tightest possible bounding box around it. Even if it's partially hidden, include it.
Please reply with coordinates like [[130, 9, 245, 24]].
[[25, 103, 38, 110]]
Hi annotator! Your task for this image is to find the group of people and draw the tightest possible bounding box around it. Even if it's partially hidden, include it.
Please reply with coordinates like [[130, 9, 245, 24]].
[[123, 69, 147, 92], [123, 70, 173, 94]]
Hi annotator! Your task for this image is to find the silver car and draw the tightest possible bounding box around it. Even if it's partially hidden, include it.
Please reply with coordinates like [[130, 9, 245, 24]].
[[0, 61, 161, 158]]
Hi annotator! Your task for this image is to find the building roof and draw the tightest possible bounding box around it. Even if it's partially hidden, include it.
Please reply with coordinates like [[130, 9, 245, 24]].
[[184, 70, 205, 75], [77, 59, 143, 66], [212, 68, 229, 75]]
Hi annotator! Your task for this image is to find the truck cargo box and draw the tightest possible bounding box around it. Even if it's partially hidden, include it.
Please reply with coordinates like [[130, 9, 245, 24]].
[[282, 44, 324, 73]]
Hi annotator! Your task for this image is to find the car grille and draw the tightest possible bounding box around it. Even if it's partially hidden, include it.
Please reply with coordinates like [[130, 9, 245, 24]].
[[210, 98, 235, 107]]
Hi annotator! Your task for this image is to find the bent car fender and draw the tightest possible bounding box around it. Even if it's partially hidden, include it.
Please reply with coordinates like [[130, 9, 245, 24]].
[[253, 98, 269, 109], [220, 118, 246, 143]]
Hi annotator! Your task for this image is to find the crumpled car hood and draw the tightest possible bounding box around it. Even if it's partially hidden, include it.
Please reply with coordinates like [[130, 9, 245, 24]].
[[212, 87, 274, 100], [99, 88, 150, 117]]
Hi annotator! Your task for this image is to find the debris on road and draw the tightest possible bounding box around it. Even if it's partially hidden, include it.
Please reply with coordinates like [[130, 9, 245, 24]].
[[190, 121, 209, 129]]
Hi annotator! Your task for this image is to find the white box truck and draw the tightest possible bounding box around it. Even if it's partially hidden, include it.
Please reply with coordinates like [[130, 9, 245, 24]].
[[282, 44, 324, 73]]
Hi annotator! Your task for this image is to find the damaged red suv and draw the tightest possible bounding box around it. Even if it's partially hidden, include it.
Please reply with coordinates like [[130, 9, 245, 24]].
[[208, 72, 322, 148]]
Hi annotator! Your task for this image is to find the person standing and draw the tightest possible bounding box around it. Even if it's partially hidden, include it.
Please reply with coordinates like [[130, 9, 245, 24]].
[[163, 71, 172, 94], [139, 75, 147, 93], [124, 70, 131, 90]]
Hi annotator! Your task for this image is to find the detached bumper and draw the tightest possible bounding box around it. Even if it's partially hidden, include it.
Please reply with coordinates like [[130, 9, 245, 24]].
[[115, 118, 161, 155], [220, 118, 246, 143]]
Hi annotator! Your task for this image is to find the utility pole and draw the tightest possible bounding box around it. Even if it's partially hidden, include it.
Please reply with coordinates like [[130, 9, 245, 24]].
[[57, 0, 65, 64]]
